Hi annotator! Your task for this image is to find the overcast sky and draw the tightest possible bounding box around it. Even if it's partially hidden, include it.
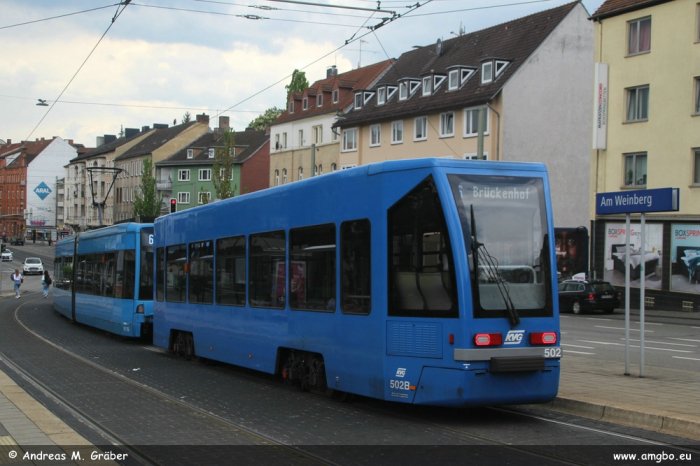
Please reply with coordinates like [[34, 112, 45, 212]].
[[1, 0, 606, 148]]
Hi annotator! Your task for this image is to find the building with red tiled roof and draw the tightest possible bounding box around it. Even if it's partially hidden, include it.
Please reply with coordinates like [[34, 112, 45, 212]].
[[0, 137, 85, 240], [269, 60, 394, 186]]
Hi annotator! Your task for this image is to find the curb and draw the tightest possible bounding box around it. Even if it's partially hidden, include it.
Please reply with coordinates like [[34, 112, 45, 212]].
[[543, 397, 700, 442]]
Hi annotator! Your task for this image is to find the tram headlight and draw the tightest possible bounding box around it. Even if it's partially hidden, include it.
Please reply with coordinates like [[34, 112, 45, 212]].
[[136, 304, 145, 314]]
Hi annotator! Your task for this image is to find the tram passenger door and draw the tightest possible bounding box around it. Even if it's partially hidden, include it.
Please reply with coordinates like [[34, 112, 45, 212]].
[[386, 176, 458, 403]]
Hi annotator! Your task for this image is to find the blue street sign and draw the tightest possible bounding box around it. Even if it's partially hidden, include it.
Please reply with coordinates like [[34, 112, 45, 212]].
[[596, 187, 679, 215]]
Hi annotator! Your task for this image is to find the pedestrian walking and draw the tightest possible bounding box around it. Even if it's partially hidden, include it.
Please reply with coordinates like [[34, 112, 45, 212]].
[[11, 269, 23, 298], [42, 270, 52, 298]]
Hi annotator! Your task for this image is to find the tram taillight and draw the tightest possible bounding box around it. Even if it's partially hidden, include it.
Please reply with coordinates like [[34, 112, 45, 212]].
[[530, 332, 557, 345], [474, 333, 503, 346]]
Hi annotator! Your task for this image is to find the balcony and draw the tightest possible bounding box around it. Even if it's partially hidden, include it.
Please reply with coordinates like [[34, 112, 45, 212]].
[[156, 179, 173, 190]]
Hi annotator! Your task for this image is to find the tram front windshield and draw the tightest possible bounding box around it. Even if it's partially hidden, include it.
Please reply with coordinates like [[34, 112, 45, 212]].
[[448, 174, 552, 318]]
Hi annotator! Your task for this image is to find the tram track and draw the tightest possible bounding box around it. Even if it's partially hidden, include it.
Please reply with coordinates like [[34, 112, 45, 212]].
[[7, 298, 339, 466], [6, 300, 700, 466]]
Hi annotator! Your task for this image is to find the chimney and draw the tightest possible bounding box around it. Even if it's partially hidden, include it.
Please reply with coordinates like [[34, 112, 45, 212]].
[[104, 135, 117, 144], [218, 116, 230, 133], [196, 113, 209, 124], [68, 139, 73, 145], [153, 123, 168, 129], [124, 128, 139, 138], [96, 136, 105, 147], [7, 139, 10, 144], [327, 65, 337, 78], [142, 126, 150, 132]]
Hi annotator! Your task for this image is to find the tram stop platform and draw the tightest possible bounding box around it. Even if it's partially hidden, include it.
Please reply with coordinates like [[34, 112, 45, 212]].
[[0, 292, 698, 464]]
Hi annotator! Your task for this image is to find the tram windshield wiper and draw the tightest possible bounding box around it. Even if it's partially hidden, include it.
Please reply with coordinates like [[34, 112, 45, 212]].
[[470, 205, 521, 328]]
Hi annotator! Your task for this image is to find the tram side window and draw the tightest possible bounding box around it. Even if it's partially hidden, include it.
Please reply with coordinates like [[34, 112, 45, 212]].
[[122, 250, 136, 300], [62, 256, 74, 292], [189, 240, 213, 305], [103, 253, 115, 298], [166, 244, 187, 303], [216, 236, 246, 306], [76, 257, 87, 294], [140, 250, 154, 301], [156, 247, 164, 301], [249, 231, 285, 309], [388, 176, 457, 318], [341, 219, 371, 315], [289, 224, 336, 311]]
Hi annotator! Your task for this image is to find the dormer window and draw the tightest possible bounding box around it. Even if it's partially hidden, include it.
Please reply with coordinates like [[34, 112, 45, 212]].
[[494, 60, 510, 79], [209, 148, 215, 158], [333, 89, 339, 103], [481, 62, 493, 84], [354, 92, 363, 109], [363, 91, 375, 105], [422, 76, 432, 96], [317, 94, 322, 107], [386, 85, 398, 101], [461, 68, 476, 85], [187, 149, 193, 159], [448, 70, 459, 90], [399, 82, 408, 100], [433, 74, 446, 91], [377, 87, 386, 105], [408, 80, 421, 95], [303, 97, 308, 110], [289, 101, 294, 113]]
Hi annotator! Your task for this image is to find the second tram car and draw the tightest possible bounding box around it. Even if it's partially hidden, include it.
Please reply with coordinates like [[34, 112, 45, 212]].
[[153, 158, 561, 407], [54, 223, 155, 337]]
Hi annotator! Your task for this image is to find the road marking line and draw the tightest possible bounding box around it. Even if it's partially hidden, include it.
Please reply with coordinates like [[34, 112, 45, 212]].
[[673, 356, 700, 361], [586, 318, 612, 321], [622, 338, 696, 347], [561, 343, 595, 349], [594, 325, 654, 332], [578, 339, 625, 346], [669, 338, 700, 343], [628, 345, 692, 353], [563, 350, 595, 355]]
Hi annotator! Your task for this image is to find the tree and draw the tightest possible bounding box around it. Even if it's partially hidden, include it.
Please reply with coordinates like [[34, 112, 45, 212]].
[[248, 107, 283, 131], [182, 111, 192, 124], [212, 128, 238, 201], [133, 158, 162, 219], [285, 69, 309, 98]]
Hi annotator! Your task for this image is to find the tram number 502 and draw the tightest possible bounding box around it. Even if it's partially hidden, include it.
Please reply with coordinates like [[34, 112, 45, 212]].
[[544, 347, 562, 358], [390, 380, 411, 390]]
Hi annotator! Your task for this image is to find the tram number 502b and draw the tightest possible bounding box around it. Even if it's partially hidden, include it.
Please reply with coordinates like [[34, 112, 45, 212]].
[[544, 347, 562, 358], [390, 380, 411, 390]]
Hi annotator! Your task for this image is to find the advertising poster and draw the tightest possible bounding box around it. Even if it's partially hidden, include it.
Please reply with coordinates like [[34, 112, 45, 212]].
[[604, 222, 663, 289], [670, 224, 700, 293], [555, 228, 588, 281]]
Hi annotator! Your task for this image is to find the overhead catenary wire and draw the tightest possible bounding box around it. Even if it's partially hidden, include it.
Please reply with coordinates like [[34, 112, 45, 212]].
[[0, 3, 120, 30], [23, 1, 132, 142]]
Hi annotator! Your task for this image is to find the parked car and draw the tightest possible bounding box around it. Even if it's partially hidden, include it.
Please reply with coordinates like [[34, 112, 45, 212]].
[[23, 257, 44, 275], [1, 249, 12, 261], [558, 279, 621, 314], [11, 237, 25, 246]]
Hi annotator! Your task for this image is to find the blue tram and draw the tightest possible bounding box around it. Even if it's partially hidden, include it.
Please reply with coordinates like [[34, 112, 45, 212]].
[[54, 223, 155, 337], [153, 158, 561, 407]]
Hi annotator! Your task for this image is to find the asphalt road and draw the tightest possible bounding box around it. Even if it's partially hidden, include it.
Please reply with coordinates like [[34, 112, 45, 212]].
[[560, 313, 700, 372]]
